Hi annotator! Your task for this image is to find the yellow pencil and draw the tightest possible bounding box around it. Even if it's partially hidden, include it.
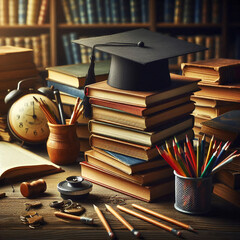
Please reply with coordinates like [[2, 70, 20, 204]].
[[203, 135, 214, 170], [93, 205, 115, 239], [105, 204, 141, 238]]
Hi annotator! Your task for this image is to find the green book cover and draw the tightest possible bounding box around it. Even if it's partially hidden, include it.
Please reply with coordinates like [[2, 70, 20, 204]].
[[47, 60, 110, 78]]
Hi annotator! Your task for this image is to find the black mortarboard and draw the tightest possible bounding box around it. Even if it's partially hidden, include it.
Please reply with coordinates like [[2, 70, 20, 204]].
[[73, 28, 206, 91], [73, 29, 206, 117]]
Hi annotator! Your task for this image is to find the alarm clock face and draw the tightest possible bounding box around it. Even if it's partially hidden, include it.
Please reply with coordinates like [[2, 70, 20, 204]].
[[8, 93, 59, 144]]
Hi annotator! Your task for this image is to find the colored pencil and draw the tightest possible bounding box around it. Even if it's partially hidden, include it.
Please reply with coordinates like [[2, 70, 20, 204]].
[[186, 134, 197, 170], [172, 140, 190, 177], [132, 204, 196, 232], [199, 134, 206, 174], [196, 138, 200, 177], [203, 135, 214, 170], [105, 204, 141, 238], [212, 153, 240, 173], [184, 143, 196, 177], [212, 141, 230, 168], [156, 146, 182, 175], [117, 205, 182, 237], [93, 205, 115, 239], [201, 149, 218, 178]]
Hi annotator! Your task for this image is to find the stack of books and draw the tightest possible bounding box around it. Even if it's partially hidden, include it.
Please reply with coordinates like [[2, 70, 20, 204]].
[[45, 60, 110, 152], [213, 154, 240, 208], [182, 58, 240, 138], [0, 46, 38, 115], [0, 116, 12, 142], [80, 73, 200, 202]]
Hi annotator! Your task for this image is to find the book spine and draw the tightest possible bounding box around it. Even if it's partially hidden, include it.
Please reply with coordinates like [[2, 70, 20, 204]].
[[201, 0, 210, 23], [26, 0, 41, 25], [119, 0, 130, 23], [80, 45, 89, 63], [187, 36, 195, 62], [69, 32, 81, 64], [104, 0, 112, 23], [204, 35, 214, 59], [18, 0, 27, 25], [24, 36, 33, 49], [140, 0, 149, 23], [40, 33, 50, 68], [194, 0, 202, 23], [211, 0, 221, 23], [183, 0, 194, 23], [37, 0, 49, 24], [46, 80, 85, 99], [111, 0, 120, 23], [195, 35, 204, 60], [130, 0, 141, 23], [214, 35, 221, 58], [78, 0, 88, 23], [14, 36, 25, 47], [96, 0, 105, 23], [0, 0, 9, 25], [8, 0, 18, 25], [86, 0, 97, 23], [32, 35, 42, 68], [4, 37, 14, 46], [164, 0, 174, 23], [69, 0, 80, 24], [174, 0, 183, 23], [62, 0, 73, 24], [0, 37, 5, 46], [62, 34, 74, 65]]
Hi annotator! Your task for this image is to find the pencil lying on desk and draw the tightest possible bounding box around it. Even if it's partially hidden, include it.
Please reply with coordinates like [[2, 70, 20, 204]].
[[132, 204, 196, 232], [93, 204, 115, 239], [117, 205, 182, 237], [105, 204, 141, 238]]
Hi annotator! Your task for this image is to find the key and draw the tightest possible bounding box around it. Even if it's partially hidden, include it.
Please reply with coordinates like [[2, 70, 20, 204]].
[[24, 201, 42, 211]]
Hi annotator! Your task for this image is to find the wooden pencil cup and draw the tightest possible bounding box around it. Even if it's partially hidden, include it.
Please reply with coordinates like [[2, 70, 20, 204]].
[[47, 122, 80, 165]]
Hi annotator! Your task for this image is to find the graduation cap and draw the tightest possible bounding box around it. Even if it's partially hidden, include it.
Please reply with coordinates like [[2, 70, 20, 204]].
[[73, 29, 206, 91], [73, 29, 206, 117]]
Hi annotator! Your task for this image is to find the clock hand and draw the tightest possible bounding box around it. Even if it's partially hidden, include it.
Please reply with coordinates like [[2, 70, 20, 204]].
[[32, 101, 37, 119]]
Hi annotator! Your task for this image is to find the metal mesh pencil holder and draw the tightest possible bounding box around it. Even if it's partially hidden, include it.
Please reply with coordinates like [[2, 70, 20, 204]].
[[174, 171, 213, 214]]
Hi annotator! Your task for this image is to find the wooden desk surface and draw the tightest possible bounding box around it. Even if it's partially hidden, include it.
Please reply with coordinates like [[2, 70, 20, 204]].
[[0, 146, 240, 240]]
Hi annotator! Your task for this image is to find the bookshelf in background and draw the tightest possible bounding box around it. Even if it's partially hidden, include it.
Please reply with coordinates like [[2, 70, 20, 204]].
[[0, 0, 239, 68]]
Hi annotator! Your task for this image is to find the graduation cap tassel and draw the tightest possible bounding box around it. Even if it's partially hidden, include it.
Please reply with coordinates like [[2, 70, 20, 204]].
[[81, 51, 96, 118]]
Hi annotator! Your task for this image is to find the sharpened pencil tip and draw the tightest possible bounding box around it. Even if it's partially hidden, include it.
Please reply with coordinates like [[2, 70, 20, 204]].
[[188, 225, 197, 233]]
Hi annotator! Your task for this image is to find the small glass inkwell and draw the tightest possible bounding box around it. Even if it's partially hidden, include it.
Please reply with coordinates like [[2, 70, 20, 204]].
[[57, 176, 92, 200]]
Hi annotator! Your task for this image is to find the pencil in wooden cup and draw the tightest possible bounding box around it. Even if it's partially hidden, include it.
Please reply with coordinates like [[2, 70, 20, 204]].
[[105, 204, 141, 238], [117, 205, 182, 237], [93, 204, 115, 239], [132, 204, 196, 232]]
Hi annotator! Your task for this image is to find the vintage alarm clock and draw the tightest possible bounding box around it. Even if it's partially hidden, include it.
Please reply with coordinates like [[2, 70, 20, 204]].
[[5, 78, 59, 145]]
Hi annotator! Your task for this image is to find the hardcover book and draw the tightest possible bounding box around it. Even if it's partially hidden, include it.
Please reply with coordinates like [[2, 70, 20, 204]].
[[91, 101, 195, 130], [200, 110, 240, 144], [46, 60, 110, 88], [46, 80, 85, 99], [85, 148, 167, 175], [182, 58, 240, 85], [89, 94, 191, 117], [194, 83, 240, 103], [80, 161, 174, 202], [84, 150, 172, 186], [86, 74, 200, 107], [90, 129, 194, 161], [89, 116, 194, 147]]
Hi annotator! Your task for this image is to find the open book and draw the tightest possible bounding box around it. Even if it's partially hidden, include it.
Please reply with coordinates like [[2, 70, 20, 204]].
[[0, 142, 63, 182]]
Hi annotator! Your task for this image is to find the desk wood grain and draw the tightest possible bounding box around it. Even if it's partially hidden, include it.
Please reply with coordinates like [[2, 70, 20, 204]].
[[0, 146, 240, 240]]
